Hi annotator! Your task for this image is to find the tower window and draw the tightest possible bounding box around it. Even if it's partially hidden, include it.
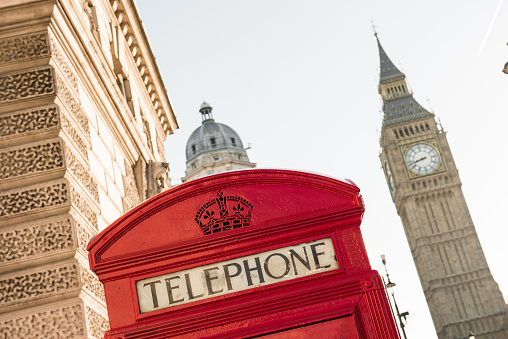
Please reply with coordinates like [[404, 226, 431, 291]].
[[422, 181, 427, 188], [210, 137, 216, 147], [409, 110, 414, 115], [230, 137, 236, 145], [399, 113, 403, 118], [191, 145, 196, 154], [392, 106, 396, 112], [213, 156, 219, 161], [412, 184, 416, 190], [425, 123, 430, 131], [394, 130, 399, 138], [401, 104, 405, 110], [433, 179, 438, 186], [410, 102, 414, 108]]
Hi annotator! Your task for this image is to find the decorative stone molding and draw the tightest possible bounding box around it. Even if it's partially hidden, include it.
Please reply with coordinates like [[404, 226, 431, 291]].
[[156, 136, 165, 161], [70, 186, 98, 230], [0, 304, 85, 338], [60, 113, 88, 158], [0, 67, 55, 103], [55, 75, 90, 137], [50, 38, 79, 94], [0, 105, 59, 140], [0, 217, 73, 263], [65, 145, 99, 202], [76, 220, 94, 254], [0, 181, 69, 220], [0, 140, 64, 181], [85, 306, 110, 339], [0, 32, 51, 65], [80, 264, 106, 303], [0, 262, 80, 306], [110, 0, 174, 136], [122, 159, 140, 211]]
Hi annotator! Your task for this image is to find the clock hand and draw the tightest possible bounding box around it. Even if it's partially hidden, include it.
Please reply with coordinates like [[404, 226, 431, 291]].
[[414, 156, 427, 163]]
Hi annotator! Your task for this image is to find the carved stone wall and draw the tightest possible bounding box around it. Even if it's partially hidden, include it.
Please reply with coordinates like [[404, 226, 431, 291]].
[[60, 112, 88, 157], [50, 38, 79, 94], [86, 306, 110, 339], [65, 145, 99, 202], [0, 32, 50, 65], [0, 140, 64, 181], [70, 186, 98, 230], [0, 261, 80, 307], [55, 75, 90, 137], [80, 264, 106, 304], [75, 219, 94, 254], [0, 67, 55, 103], [0, 217, 73, 264], [0, 180, 69, 219], [0, 105, 59, 141], [0, 304, 85, 338]]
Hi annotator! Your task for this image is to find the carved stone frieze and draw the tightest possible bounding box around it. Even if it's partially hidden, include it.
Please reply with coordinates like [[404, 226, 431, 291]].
[[60, 113, 88, 158], [80, 265, 105, 303], [0, 67, 55, 103], [0, 262, 80, 306], [85, 306, 110, 339], [70, 186, 98, 230], [0, 140, 64, 181], [122, 159, 141, 211], [55, 75, 90, 136], [65, 145, 99, 202], [0, 218, 73, 263], [0, 181, 69, 219], [0, 32, 50, 65], [0, 304, 85, 338], [0, 105, 59, 140], [50, 38, 79, 94]]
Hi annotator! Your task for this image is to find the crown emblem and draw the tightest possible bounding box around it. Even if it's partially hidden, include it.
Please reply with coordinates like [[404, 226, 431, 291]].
[[195, 191, 253, 235]]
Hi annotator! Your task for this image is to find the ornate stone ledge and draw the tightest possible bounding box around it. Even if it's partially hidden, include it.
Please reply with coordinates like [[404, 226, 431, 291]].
[[0, 261, 80, 308], [0, 140, 65, 182], [0, 180, 69, 221], [0, 303, 85, 338], [65, 145, 99, 203], [80, 264, 106, 304], [0, 217, 73, 264], [60, 112, 88, 158], [50, 38, 79, 95], [0, 67, 55, 103], [76, 219, 95, 255], [0, 32, 51, 65], [70, 186, 98, 231], [85, 305, 110, 339], [0, 105, 59, 142], [55, 75, 90, 137]]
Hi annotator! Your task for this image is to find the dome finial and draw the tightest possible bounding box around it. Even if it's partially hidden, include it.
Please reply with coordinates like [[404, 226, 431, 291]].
[[199, 101, 214, 122]]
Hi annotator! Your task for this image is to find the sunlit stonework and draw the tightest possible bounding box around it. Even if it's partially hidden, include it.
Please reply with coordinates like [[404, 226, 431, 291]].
[[0, 0, 178, 337]]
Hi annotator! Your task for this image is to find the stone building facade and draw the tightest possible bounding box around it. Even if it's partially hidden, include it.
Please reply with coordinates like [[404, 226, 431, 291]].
[[182, 102, 255, 183], [376, 34, 508, 338], [0, 1, 178, 338]]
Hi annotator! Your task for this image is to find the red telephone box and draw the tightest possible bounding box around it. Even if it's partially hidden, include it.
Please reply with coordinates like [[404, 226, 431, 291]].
[[88, 169, 400, 338]]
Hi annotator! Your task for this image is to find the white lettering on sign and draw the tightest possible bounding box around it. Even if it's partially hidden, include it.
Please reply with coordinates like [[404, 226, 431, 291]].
[[136, 238, 338, 314]]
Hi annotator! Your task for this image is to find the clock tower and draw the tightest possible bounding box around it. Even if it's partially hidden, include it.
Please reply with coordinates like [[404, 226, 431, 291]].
[[376, 34, 508, 338]]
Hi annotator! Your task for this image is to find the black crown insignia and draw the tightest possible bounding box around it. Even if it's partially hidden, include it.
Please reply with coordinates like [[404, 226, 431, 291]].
[[195, 191, 253, 235]]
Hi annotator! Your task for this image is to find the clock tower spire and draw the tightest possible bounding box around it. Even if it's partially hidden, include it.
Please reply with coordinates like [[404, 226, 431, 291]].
[[377, 35, 508, 338]]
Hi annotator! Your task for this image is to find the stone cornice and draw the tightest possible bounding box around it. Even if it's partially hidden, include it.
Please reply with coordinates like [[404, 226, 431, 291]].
[[110, 0, 178, 137]]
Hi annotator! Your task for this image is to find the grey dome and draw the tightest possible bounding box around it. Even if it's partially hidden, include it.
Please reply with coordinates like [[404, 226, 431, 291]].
[[186, 120, 246, 162]]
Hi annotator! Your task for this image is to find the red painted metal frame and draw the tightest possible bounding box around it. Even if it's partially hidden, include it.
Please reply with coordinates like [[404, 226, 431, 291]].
[[88, 169, 400, 338]]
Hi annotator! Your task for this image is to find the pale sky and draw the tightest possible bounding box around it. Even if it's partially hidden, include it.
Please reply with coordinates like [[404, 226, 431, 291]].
[[137, 1, 508, 337]]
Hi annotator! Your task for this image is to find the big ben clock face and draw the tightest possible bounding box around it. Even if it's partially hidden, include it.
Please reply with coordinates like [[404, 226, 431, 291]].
[[405, 143, 440, 175]]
